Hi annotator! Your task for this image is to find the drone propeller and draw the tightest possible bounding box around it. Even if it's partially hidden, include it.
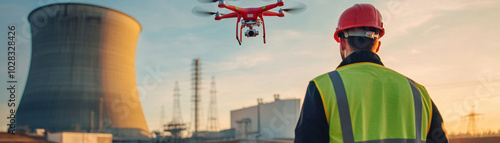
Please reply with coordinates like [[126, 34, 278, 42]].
[[197, 0, 238, 3], [281, 2, 306, 14], [197, 0, 219, 3], [192, 6, 225, 17]]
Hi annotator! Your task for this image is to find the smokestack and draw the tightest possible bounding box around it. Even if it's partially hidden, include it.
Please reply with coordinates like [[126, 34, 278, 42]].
[[16, 3, 150, 140]]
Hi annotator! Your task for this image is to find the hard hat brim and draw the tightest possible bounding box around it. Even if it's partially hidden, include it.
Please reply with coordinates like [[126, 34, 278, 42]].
[[334, 25, 385, 43]]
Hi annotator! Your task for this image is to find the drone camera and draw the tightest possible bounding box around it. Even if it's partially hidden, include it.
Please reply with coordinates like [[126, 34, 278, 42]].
[[245, 29, 259, 37]]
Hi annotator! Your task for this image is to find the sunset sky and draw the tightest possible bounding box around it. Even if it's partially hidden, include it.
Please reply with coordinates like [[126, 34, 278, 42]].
[[1, 0, 499, 136]]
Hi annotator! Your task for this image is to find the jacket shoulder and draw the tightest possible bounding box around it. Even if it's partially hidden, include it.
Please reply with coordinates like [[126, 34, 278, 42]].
[[312, 71, 335, 82]]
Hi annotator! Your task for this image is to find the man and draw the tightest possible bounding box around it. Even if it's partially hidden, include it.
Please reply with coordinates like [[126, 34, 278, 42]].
[[294, 4, 448, 143]]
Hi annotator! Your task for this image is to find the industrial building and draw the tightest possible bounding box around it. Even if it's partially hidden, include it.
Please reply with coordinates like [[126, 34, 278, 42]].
[[230, 95, 300, 140], [47, 132, 113, 143], [16, 3, 150, 141]]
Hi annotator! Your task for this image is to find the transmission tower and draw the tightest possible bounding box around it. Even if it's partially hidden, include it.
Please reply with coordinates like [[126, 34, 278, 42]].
[[165, 81, 186, 143], [160, 105, 165, 130], [462, 105, 483, 135], [171, 81, 184, 125], [191, 58, 201, 138], [207, 76, 220, 132]]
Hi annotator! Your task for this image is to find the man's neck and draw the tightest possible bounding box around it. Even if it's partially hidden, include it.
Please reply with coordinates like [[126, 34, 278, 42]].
[[337, 51, 384, 69]]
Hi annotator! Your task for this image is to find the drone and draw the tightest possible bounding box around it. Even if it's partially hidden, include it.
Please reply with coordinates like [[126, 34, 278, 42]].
[[193, 0, 306, 45]]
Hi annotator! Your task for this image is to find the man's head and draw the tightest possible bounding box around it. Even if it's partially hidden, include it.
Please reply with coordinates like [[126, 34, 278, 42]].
[[334, 4, 384, 59], [338, 27, 381, 59]]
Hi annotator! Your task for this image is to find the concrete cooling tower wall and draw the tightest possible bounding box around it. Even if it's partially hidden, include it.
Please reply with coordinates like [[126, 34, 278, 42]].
[[16, 3, 150, 140]]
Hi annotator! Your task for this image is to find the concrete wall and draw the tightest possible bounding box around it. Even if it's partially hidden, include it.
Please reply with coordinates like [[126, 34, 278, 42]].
[[16, 3, 149, 140], [230, 98, 300, 139]]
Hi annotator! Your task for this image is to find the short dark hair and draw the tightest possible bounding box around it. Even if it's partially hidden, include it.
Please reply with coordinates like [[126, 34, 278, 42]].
[[347, 36, 376, 51]]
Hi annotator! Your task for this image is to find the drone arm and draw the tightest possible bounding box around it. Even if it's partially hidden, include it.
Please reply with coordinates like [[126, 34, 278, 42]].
[[219, 3, 241, 13], [262, 11, 284, 17], [260, 1, 284, 12], [259, 14, 266, 44], [236, 14, 242, 45], [216, 12, 238, 20]]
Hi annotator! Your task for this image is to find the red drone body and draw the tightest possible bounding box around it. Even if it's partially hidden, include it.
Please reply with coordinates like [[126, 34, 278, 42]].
[[214, 0, 286, 45]]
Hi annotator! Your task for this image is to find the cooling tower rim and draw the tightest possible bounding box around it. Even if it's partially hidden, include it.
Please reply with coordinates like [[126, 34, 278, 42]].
[[28, 3, 142, 31]]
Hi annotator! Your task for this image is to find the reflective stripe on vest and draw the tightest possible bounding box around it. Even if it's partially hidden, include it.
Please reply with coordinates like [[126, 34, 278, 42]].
[[312, 63, 433, 143]]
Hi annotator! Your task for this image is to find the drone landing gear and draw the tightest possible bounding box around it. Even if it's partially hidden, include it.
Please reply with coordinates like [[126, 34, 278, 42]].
[[240, 25, 243, 44], [236, 15, 242, 45], [259, 14, 266, 44], [235, 15, 268, 45]]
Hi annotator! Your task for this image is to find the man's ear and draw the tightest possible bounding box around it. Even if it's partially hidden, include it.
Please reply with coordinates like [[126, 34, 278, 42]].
[[340, 38, 346, 51], [375, 41, 381, 53]]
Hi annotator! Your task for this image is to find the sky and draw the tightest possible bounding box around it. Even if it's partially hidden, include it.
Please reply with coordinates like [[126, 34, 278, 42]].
[[1, 0, 500, 136]]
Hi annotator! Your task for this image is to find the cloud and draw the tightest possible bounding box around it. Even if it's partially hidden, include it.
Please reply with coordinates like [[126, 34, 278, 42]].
[[209, 54, 272, 71], [377, 0, 500, 44], [371, 0, 500, 133], [137, 28, 340, 131], [130, 1, 208, 32]]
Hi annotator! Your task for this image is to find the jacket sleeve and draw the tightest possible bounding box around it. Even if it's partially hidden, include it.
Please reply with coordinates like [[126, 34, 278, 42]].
[[294, 81, 329, 143], [426, 101, 449, 143]]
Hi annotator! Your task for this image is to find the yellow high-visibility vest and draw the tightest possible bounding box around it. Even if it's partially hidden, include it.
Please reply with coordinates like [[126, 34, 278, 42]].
[[312, 62, 433, 143]]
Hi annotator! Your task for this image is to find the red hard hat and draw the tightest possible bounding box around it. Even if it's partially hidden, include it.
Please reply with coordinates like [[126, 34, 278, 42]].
[[334, 4, 385, 43]]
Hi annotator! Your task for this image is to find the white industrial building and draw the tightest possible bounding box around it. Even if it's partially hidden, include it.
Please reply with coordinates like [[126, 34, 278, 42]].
[[47, 132, 112, 143], [230, 95, 300, 140]]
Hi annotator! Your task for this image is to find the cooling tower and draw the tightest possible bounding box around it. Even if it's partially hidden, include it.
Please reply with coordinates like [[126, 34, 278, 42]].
[[16, 3, 150, 140]]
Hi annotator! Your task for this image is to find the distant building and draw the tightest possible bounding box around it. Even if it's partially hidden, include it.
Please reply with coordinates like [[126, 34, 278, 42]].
[[219, 128, 236, 140], [16, 3, 149, 141], [230, 95, 300, 140], [47, 132, 113, 143]]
